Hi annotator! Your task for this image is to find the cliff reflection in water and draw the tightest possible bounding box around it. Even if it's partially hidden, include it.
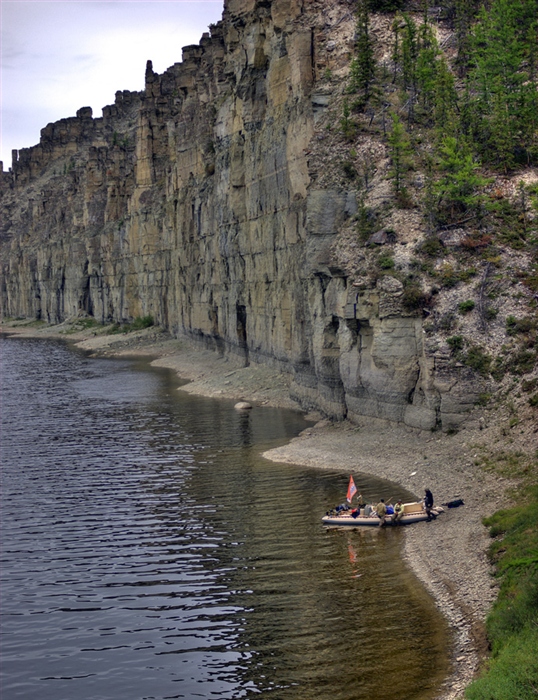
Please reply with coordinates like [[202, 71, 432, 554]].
[[1, 336, 450, 700]]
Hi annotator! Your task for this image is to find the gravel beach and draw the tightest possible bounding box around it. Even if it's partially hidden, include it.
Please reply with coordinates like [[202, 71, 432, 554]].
[[3, 322, 534, 700]]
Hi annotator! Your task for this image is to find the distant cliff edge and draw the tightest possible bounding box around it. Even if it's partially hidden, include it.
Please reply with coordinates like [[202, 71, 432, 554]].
[[2, 0, 537, 432]]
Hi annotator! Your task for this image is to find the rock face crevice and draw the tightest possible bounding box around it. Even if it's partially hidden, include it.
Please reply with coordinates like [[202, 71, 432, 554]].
[[0, 0, 487, 431]]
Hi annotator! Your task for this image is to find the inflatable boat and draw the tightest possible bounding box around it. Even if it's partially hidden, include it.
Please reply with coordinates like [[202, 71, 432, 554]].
[[322, 501, 444, 527]]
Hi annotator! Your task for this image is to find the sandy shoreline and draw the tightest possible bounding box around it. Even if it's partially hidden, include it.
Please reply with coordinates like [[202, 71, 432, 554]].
[[2, 321, 526, 700]]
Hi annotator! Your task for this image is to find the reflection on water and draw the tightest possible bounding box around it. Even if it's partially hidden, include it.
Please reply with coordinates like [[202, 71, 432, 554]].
[[0, 336, 450, 700]]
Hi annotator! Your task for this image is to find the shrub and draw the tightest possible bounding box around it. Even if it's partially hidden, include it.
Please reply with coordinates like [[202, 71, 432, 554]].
[[342, 161, 357, 179], [522, 378, 538, 393], [491, 357, 507, 382], [110, 315, 154, 334], [131, 315, 154, 330], [378, 254, 395, 270], [438, 264, 459, 288], [513, 350, 537, 375], [356, 202, 376, 242], [458, 299, 476, 314], [476, 393, 492, 406], [464, 346, 491, 375], [402, 280, 430, 312], [506, 316, 536, 336], [461, 234, 493, 250], [438, 312, 456, 331], [447, 335, 464, 352], [419, 236, 444, 257], [521, 273, 538, 293]]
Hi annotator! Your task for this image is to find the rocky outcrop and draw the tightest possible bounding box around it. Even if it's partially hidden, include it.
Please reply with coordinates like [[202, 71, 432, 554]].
[[0, 0, 488, 431]]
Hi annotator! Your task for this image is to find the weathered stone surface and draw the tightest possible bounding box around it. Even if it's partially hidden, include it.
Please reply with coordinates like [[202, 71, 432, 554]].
[[234, 401, 253, 410], [367, 228, 398, 245], [0, 0, 487, 432]]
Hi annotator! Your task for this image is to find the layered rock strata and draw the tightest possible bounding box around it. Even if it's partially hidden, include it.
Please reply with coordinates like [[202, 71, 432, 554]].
[[0, 0, 486, 430]]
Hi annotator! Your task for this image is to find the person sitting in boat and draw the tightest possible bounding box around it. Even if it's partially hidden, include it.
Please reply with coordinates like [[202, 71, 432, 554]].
[[335, 503, 349, 514], [394, 500, 404, 524], [424, 489, 436, 521], [375, 499, 387, 526]]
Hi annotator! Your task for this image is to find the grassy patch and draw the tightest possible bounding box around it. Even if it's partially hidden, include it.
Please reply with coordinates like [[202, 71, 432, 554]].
[[110, 315, 154, 334], [466, 484, 538, 700], [466, 628, 538, 700], [18, 319, 47, 327], [61, 318, 102, 334], [479, 451, 536, 481], [77, 318, 101, 330]]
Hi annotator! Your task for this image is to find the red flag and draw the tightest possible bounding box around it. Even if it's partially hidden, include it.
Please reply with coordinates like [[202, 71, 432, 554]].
[[346, 475, 357, 503]]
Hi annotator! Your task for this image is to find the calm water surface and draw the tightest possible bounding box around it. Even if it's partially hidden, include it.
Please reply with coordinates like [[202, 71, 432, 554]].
[[1, 335, 450, 700]]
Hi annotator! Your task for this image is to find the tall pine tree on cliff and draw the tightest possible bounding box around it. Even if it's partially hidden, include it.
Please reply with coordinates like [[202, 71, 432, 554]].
[[388, 113, 413, 203], [348, 0, 376, 108]]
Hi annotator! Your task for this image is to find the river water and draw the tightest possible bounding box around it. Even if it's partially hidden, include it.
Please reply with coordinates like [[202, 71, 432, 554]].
[[1, 335, 450, 700]]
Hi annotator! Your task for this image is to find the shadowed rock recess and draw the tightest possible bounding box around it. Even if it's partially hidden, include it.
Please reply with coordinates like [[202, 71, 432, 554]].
[[0, 0, 487, 431]]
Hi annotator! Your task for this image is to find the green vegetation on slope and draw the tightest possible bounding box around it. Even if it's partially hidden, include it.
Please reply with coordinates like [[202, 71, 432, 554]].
[[340, 0, 537, 382], [465, 484, 538, 699]]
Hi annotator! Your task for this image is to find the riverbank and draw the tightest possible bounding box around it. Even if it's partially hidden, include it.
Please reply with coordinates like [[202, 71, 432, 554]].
[[2, 319, 535, 700]]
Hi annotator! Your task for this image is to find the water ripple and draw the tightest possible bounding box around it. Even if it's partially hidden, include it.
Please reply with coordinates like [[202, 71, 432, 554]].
[[1, 336, 449, 700]]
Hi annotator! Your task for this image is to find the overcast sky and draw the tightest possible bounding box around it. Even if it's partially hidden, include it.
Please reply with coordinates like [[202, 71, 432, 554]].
[[1, 0, 224, 168]]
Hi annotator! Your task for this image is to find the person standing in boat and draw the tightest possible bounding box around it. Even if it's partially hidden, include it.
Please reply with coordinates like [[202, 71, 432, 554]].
[[375, 498, 387, 526], [424, 489, 436, 521]]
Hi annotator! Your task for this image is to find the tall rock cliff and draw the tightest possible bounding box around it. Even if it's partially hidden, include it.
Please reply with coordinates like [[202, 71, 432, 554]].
[[2, 0, 536, 431]]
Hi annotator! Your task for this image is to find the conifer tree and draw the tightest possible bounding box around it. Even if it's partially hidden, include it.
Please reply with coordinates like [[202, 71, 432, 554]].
[[391, 17, 402, 84], [388, 114, 413, 202], [468, 0, 538, 168], [348, 0, 376, 107], [453, 0, 479, 76], [391, 14, 423, 123], [400, 14, 418, 94], [433, 137, 489, 221], [415, 20, 440, 118], [433, 57, 459, 135]]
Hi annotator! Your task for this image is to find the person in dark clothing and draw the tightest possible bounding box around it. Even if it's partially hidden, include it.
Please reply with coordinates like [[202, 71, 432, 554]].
[[424, 489, 436, 521]]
